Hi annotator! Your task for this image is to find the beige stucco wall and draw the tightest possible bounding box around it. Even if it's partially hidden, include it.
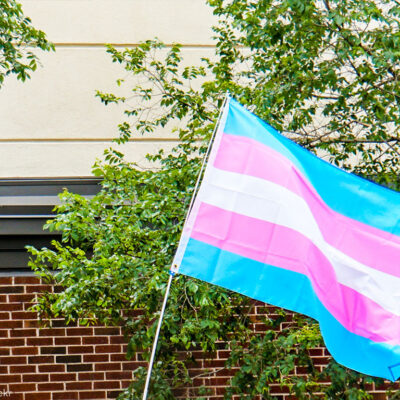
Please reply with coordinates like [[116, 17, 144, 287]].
[[0, 0, 215, 177]]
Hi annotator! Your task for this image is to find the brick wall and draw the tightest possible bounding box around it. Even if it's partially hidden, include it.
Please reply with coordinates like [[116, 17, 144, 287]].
[[0, 276, 142, 400], [176, 303, 398, 400], [0, 276, 397, 400]]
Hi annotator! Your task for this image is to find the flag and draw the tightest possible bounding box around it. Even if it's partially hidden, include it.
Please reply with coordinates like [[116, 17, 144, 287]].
[[172, 97, 400, 381]]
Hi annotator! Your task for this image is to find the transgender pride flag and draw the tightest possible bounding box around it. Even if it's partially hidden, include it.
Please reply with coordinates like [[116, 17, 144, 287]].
[[172, 97, 400, 381]]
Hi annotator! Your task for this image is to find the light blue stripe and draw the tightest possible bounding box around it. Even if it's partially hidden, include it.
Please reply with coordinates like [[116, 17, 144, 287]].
[[225, 98, 400, 236], [180, 238, 400, 381]]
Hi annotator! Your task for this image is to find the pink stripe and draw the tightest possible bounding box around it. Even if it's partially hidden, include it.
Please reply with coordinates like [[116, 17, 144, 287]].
[[191, 203, 400, 344], [214, 134, 400, 278]]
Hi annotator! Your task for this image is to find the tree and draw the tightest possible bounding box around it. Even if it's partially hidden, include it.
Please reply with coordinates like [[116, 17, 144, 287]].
[[28, 0, 400, 398], [0, 0, 53, 86]]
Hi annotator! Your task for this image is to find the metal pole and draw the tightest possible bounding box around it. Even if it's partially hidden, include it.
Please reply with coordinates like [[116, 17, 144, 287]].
[[142, 270, 174, 400]]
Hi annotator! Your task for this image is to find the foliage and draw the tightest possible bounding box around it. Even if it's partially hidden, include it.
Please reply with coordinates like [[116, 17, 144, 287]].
[[210, 0, 400, 187], [28, 0, 400, 399], [0, 0, 53, 86]]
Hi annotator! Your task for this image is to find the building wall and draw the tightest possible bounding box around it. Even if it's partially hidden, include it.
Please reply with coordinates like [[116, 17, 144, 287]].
[[0, 0, 216, 178], [0, 276, 133, 400]]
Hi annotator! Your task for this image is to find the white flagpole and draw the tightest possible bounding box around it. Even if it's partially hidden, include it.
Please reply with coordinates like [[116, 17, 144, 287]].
[[142, 270, 174, 400], [141, 93, 230, 400]]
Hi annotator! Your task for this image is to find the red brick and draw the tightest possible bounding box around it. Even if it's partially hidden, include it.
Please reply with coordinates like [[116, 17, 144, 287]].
[[40, 346, 66, 355], [0, 348, 9, 356], [9, 383, 36, 392], [66, 381, 92, 390], [0, 303, 23, 311], [25, 285, 52, 293], [83, 336, 109, 345], [9, 294, 36, 302], [106, 371, 132, 380], [56, 355, 81, 364], [312, 357, 330, 366], [0, 320, 22, 328], [25, 392, 51, 400], [110, 336, 127, 344], [372, 394, 389, 400], [216, 368, 236, 377], [14, 277, 40, 284], [207, 377, 230, 386], [8, 393, 23, 400], [38, 382, 64, 391], [254, 323, 268, 332], [0, 366, 7, 373], [0, 286, 23, 294], [0, 356, 26, 364], [94, 328, 120, 335], [0, 312, 9, 320], [95, 363, 121, 372], [23, 374, 49, 382], [94, 381, 120, 389], [12, 347, 38, 355], [52, 319, 76, 328], [0, 330, 8, 338], [39, 328, 66, 337], [10, 328, 37, 337], [67, 328, 93, 336], [0, 374, 21, 383], [12, 311, 36, 319], [53, 393, 79, 400], [68, 346, 94, 354], [217, 350, 230, 359], [95, 345, 121, 354], [39, 364, 65, 373], [375, 382, 393, 390], [55, 337, 81, 345], [83, 354, 108, 363], [107, 391, 120, 399], [110, 354, 127, 362], [24, 320, 40, 328], [0, 277, 12, 285], [50, 373, 76, 382], [296, 366, 309, 374], [28, 356, 54, 364], [80, 391, 106, 399], [27, 337, 52, 346], [67, 364, 93, 372], [269, 384, 291, 394], [191, 378, 204, 387], [122, 362, 141, 371], [10, 365, 35, 373], [79, 372, 104, 381], [308, 348, 324, 356], [203, 360, 225, 368], [0, 338, 24, 347], [122, 309, 143, 317]]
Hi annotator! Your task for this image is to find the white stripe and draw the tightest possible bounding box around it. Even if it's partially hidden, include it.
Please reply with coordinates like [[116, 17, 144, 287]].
[[196, 167, 400, 316]]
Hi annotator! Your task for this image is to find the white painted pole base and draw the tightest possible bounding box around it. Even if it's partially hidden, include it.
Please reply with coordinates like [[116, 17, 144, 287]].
[[142, 271, 174, 400]]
